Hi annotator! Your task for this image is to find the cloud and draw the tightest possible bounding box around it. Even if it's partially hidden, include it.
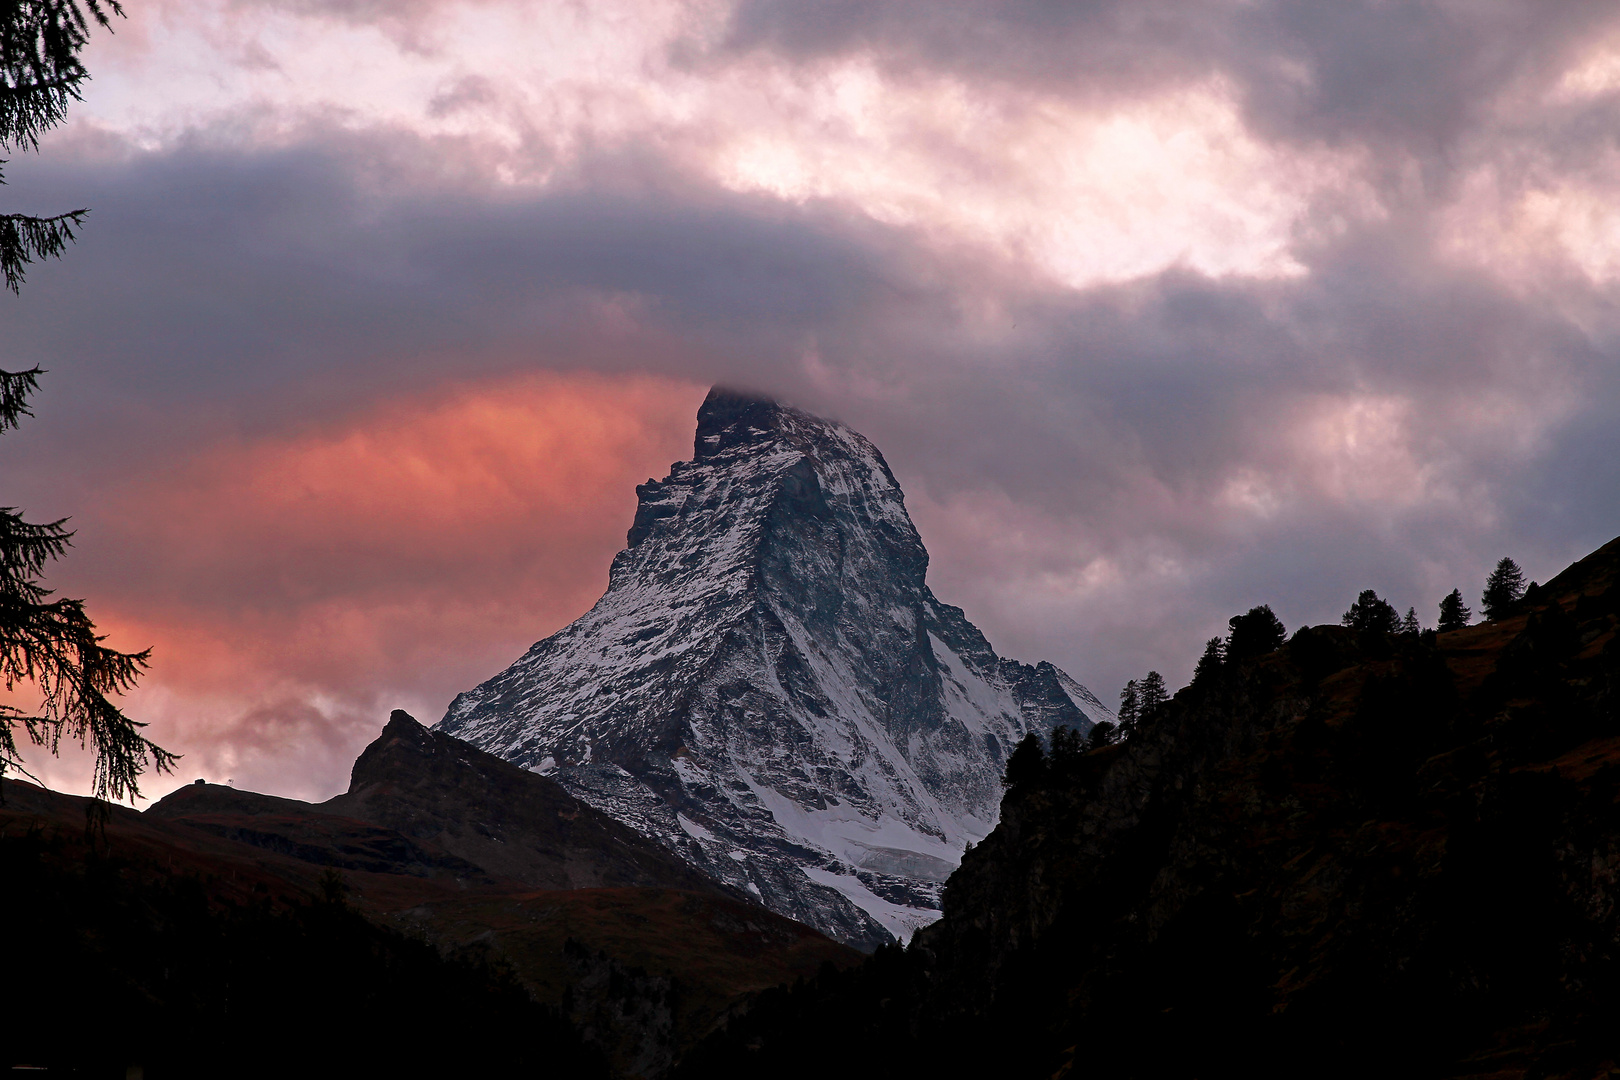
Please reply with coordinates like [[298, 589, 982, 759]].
[[18, 370, 704, 801], [7, 1, 1620, 801], [72, 0, 1383, 291], [721, 0, 1620, 151]]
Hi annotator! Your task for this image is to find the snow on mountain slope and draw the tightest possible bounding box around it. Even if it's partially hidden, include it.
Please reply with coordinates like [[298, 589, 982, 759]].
[[437, 389, 1112, 948]]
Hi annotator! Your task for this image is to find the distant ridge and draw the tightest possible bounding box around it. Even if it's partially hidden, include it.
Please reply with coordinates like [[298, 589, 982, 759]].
[[150, 709, 731, 895], [135, 710, 856, 1075]]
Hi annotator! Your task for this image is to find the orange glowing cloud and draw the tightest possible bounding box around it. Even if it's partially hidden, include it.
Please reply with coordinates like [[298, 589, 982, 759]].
[[18, 370, 706, 802]]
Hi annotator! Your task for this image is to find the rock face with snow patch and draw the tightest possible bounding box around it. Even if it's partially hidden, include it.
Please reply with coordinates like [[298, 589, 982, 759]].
[[437, 389, 1112, 948]]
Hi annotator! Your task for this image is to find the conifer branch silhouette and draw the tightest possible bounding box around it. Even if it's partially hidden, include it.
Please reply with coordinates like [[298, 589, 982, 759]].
[[2, 2, 176, 806]]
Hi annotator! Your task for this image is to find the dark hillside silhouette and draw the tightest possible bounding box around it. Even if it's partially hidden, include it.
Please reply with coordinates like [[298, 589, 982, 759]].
[[1, 799, 605, 1078], [678, 534, 1620, 1079], [3, 712, 858, 1076]]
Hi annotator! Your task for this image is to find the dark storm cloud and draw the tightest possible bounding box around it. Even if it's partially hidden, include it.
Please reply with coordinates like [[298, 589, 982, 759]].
[[1, 128, 921, 475]]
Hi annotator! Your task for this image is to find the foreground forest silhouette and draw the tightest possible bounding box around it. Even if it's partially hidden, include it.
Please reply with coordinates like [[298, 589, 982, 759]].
[[678, 535, 1620, 1080]]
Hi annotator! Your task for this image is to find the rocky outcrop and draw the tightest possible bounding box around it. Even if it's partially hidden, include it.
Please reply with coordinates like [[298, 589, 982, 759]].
[[438, 388, 1111, 947]]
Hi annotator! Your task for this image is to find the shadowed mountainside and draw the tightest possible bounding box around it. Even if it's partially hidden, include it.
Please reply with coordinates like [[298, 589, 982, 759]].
[[679, 535, 1620, 1079], [152, 710, 731, 897], [0, 781, 605, 1079], [7, 713, 858, 1078]]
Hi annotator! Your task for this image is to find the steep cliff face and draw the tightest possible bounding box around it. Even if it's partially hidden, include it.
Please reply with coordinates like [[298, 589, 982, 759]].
[[678, 536, 1620, 1079], [438, 389, 1110, 947]]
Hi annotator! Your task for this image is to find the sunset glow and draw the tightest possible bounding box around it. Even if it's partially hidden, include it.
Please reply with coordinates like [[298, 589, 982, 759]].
[[6, 0, 1620, 803]]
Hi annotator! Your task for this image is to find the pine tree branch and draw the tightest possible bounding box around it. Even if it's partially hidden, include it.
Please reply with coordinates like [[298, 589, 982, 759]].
[[1, 589, 173, 803], [0, 209, 85, 292], [0, 366, 44, 431], [0, 508, 72, 575], [0, 3, 158, 808], [0, 81, 75, 152]]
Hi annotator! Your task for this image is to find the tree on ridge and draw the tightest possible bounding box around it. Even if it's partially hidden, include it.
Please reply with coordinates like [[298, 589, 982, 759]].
[[1117, 680, 1140, 738], [1137, 671, 1168, 719], [1086, 721, 1117, 750], [1192, 637, 1225, 685], [1002, 732, 1046, 790], [1437, 589, 1471, 633], [1342, 589, 1400, 634], [1227, 605, 1286, 661], [1482, 557, 1527, 621]]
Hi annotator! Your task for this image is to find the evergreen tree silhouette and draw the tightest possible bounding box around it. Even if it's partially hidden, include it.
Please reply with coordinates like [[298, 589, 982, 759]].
[[1117, 680, 1140, 738], [1342, 589, 1399, 634], [2, 2, 122, 291], [1002, 732, 1046, 790], [1227, 605, 1286, 660], [1192, 638, 1225, 685], [1481, 557, 1527, 621], [1138, 671, 1168, 719], [1086, 720, 1117, 750], [1, 2, 174, 804], [1437, 589, 1471, 632], [1399, 607, 1421, 635], [1049, 725, 1083, 764]]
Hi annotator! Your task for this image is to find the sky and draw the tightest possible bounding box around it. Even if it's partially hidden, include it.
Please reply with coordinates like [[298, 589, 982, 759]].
[[5, 0, 1620, 803]]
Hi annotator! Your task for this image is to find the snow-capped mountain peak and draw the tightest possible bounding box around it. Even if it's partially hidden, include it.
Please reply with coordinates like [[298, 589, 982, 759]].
[[437, 388, 1111, 947]]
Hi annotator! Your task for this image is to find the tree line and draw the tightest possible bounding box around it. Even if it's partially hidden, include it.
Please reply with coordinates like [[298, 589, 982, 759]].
[[1009, 555, 1537, 784], [1338, 556, 1528, 635]]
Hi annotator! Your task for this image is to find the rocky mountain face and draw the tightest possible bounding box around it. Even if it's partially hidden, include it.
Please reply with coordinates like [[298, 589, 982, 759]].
[[438, 389, 1111, 947], [679, 534, 1620, 1079]]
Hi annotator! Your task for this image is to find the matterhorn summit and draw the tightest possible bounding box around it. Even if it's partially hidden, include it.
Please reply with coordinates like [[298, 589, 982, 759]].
[[437, 389, 1111, 947]]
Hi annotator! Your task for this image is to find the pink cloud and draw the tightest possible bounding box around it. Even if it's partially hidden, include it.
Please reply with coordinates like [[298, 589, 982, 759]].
[[17, 370, 706, 801]]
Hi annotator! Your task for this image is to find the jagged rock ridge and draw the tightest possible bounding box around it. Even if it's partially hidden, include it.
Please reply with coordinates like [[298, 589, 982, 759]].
[[437, 389, 1111, 947]]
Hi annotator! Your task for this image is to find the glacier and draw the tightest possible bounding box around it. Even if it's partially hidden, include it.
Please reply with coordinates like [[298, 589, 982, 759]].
[[437, 388, 1112, 948]]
